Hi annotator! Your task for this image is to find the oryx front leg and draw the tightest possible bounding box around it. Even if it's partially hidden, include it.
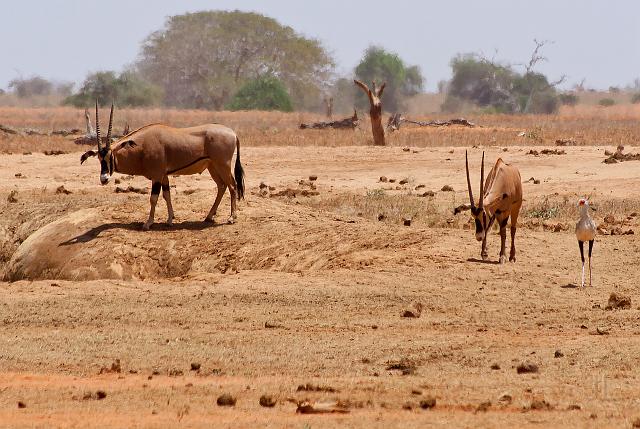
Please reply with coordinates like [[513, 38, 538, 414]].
[[498, 218, 508, 264], [143, 182, 161, 231], [161, 177, 174, 226]]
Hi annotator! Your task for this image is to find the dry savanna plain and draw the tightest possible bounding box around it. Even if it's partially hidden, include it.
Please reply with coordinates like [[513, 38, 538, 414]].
[[1, 106, 640, 428]]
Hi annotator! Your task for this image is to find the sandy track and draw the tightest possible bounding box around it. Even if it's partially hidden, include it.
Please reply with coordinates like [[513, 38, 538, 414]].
[[1, 146, 640, 427]]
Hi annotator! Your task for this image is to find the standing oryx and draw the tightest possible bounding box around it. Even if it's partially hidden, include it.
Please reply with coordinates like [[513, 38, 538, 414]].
[[81, 102, 244, 230], [454, 151, 522, 263]]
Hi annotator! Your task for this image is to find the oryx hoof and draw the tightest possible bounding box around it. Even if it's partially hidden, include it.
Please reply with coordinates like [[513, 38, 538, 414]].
[[227, 216, 236, 225], [166, 219, 174, 227], [509, 255, 516, 263], [481, 253, 488, 261], [499, 255, 507, 264], [204, 217, 215, 224], [142, 222, 152, 231]]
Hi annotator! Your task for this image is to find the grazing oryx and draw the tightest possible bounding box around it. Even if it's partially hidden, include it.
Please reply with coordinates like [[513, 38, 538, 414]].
[[454, 151, 522, 263], [80, 102, 244, 230], [575, 198, 597, 287]]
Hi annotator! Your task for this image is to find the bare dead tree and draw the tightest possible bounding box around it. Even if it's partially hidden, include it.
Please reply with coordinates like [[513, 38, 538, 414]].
[[354, 80, 386, 146], [323, 96, 333, 118], [521, 39, 567, 113]]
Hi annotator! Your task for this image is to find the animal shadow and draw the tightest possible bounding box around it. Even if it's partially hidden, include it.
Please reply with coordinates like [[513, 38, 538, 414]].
[[60, 221, 220, 245], [467, 258, 500, 265], [561, 283, 579, 289]]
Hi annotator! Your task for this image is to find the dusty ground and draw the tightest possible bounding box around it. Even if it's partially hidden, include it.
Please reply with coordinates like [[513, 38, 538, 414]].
[[1, 143, 640, 428]]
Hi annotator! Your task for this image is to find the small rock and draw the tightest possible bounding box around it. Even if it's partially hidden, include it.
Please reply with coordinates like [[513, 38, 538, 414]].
[[604, 214, 616, 224], [596, 326, 609, 335], [632, 417, 640, 428], [490, 363, 500, 370], [114, 178, 121, 184], [259, 395, 276, 407], [533, 179, 541, 184], [554, 350, 564, 358], [419, 397, 436, 409], [56, 185, 72, 195], [441, 185, 454, 192], [190, 362, 201, 371], [389, 179, 396, 183], [377, 213, 386, 221], [403, 217, 412, 227], [308, 175, 318, 181], [605, 292, 631, 310], [259, 182, 268, 189], [96, 390, 107, 400], [401, 302, 422, 318], [604, 150, 613, 156], [14, 172, 22, 177], [498, 393, 512, 404], [411, 389, 422, 395], [399, 178, 409, 185], [402, 402, 413, 410], [421, 190, 435, 197], [475, 401, 491, 413], [567, 404, 581, 410], [217, 393, 236, 406], [528, 399, 553, 410], [17, 401, 26, 408], [516, 362, 539, 374], [402, 147, 410, 152], [415, 184, 425, 190], [7, 190, 18, 203], [379, 176, 388, 183]]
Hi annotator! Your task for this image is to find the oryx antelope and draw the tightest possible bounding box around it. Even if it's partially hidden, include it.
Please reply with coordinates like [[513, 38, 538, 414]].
[[454, 151, 522, 263], [575, 198, 597, 287], [80, 102, 244, 230]]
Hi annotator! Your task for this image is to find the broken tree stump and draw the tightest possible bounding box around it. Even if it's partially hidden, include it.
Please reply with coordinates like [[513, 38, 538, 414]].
[[354, 79, 386, 146], [324, 96, 334, 118], [299, 110, 359, 130]]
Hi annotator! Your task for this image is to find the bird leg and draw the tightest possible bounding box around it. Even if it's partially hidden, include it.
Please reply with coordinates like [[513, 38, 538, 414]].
[[579, 241, 585, 288], [588, 239, 594, 287]]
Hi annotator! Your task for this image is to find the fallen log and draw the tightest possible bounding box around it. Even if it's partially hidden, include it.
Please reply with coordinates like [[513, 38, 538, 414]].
[[387, 114, 477, 132], [300, 110, 359, 130]]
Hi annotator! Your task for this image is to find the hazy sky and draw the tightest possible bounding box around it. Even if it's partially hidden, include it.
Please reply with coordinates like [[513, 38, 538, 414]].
[[1, 0, 638, 91]]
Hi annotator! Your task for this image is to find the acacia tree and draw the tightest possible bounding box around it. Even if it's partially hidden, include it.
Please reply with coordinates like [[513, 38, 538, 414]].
[[354, 46, 424, 112], [137, 11, 334, 110]]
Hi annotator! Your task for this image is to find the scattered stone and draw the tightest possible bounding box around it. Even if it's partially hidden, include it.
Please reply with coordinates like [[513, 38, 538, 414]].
[[386, 359, 417, 375], [604, 214, 616, 224], [419, 397, 436, 409], [377, 213, 386, 221], [99, 359, 121, 374], [259, 395, 276, 407], [399, 178, 409, 185], [115, 185, 148, 194], [43, 150, 67, 156], [606, 293, 631, 310], [114, 178, 121, 184], [190, 362, 201, 371], [475, 401, 491, 413], [490, 363, 501, 370], [554, 350, 564, 358], [498, 393, 512, 405], [403, 217, 412, 227], [420, 190, 435, 197], [308, 175, 318, 181], [596, 326, 609, 335], [555, 138, 576, 146], [389, 179, 396, 183], [527, 399, 553, 411], [567, 404, 581, 410], [533, 179, 541, 184], [96, 390, 107, 400], [17, 401, 26, 408], [22, 151, 32, 155], [395, 186, 402, 190], [402, 147, 410, 152], [401, 302, 423, 318], [379, 176, 388, 183], [604, 150, 613, 156], [217, 393, 236, 406], [14, 173, 22, 177], [296, 400, 349, 414], [610, 227, 634, 235], [415, 184, 425, 190], [441, 185, 454, 192], [169, 368, 184, 376], [56, 185, 72, 195], [516, 362, 539, 374], [7, 190, 18, 203], [632, 417, 640, 428], [411, 389, 422, 395], [183, 189, 196, 195], [259, 182, 268, 189], [402, 402, 413, 410], [264, 321, 284, 329], [296, 383, 337, 393]]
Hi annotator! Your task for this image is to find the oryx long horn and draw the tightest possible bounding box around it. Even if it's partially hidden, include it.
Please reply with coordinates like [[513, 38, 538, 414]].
[[465, 150, 475, 208], [106, 102, 114, 150], [479, 151, 485, 210], [95, 100, 102, 151]]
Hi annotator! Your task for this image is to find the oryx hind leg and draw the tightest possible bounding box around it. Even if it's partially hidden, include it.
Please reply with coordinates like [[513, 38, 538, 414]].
[[161, 176, 174, 226], [217, 165, 238, 224], [143, 181, 162, 231], [205, 166, 226, 223]]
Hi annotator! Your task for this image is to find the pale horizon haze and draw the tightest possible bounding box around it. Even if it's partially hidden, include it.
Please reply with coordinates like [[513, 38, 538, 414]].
[[1, 0, 639, 92]]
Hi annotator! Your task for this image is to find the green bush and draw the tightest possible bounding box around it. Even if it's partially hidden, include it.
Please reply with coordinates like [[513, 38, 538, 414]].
[[598, 98, 615, 107], [226, 76, 293, 112], [631, 93, 640, 104], [559, 93, 579, 106]]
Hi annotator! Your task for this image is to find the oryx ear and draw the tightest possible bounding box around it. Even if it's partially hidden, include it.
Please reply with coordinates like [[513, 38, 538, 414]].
[[121, 140, 137, 149], [453, 204, 472, 215], [80, 150, 97, 164]]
